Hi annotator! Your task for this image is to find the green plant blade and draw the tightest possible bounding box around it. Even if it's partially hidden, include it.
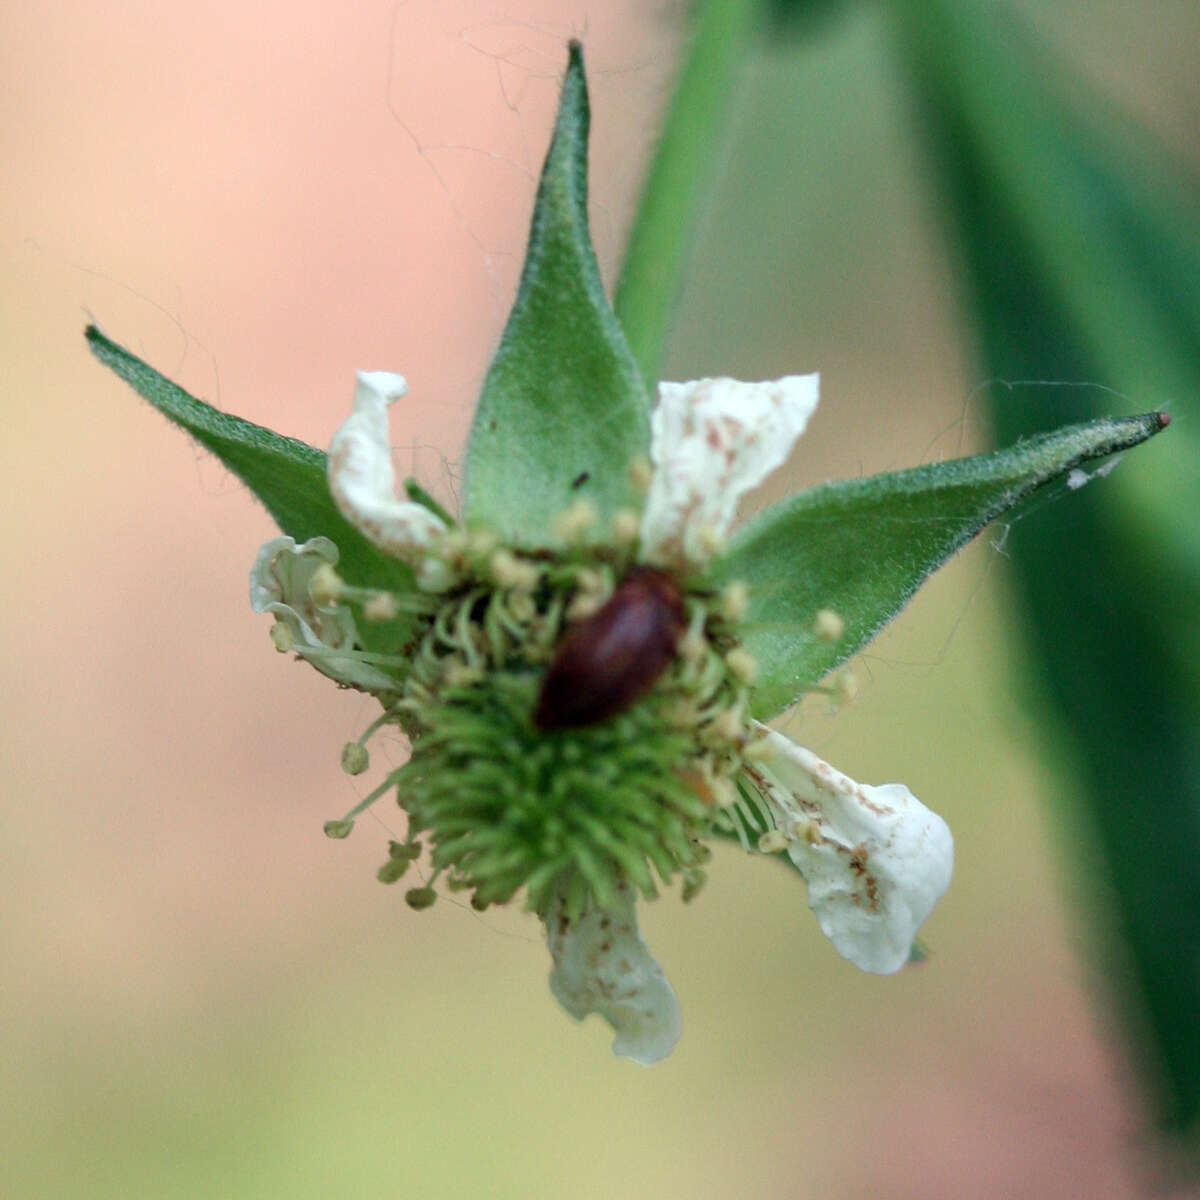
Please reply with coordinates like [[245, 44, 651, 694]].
[[87, 325, 420, 654], [890, 0, 1200, 1136], [613, 0, 762, 389], [710, 412, 1167, 721], [462, 42, 651, 544]]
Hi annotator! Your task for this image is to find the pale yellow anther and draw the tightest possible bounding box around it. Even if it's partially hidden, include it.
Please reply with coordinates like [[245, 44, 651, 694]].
[[467, 528, 499, 558], [269, 623, 295, 653], [340, 742, 370, 776], [490, 549, 540, 592], [443, 659, 484, 688], [554, 499, 598, 543], [566, 591, 605, 623], [665, 698, 701, 729], [701, 708, 744, 747], [724, 648, 758, 685], [741, 735, 774, 762], [309, 562, 344, 607], [679, 631, 706, 662], [833, 670, 859, 705], [363, 592, 398, 622], [719, 580, 751, 623], [709, 775, 738, 809], [442, 529, 470, 557], [574, 566, 608, 595], [695, 524, 725, 558], [791, 817, 822, 845], [507, 591, 536, 623], [628, 456, 654, 493], [813, 608, 846, 643], [757, 829, 789, 854], [611, 508, 640, 546]]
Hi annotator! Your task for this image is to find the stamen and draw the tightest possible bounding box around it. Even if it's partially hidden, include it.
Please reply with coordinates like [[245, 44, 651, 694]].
[[700, 707, 744, 749], [490, 549, 540, 592], [363, 592, 398, 622], [678, 604, 708, 664], [507, 590, 536, 624], [741, 735, 775, 762], [323, 772, 400, 836], [566, 592, 605, 622], [757, 829, 788, 854], [444, 659, 485, 688], [309, 563, 344, 607], [724, 648, 758, 685], [709, 775, 737, 809], [377, 857, 410, 884], [628, 456, 654, 493], [340, 742, 370, 775], [813, 608, 845, 643], [377, 838, 421, 883], [611, 508, 640, 546], [468, 528, 500, 559], [269, 623, 294, 653], [405, 886, 438, 910], [719, 580, 750, 624], [695, 524, 725, 558], [833, 670, 859, 706], [554, 499, 598, 543]]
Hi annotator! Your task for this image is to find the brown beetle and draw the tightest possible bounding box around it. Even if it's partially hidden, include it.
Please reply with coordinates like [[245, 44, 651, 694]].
[[533, 567, 686, 731]]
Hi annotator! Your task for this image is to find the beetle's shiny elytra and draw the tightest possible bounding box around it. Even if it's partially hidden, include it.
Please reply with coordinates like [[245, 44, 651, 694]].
[[533, 567, 686, 731]]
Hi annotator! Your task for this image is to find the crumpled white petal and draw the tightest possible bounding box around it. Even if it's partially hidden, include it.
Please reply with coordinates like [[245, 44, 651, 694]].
[[640, 374, 819, 567], [545, 882, 681, 1066], [748, 724, 953, 974], [327, 371, 453, 591], [249, 535, 398, 692]]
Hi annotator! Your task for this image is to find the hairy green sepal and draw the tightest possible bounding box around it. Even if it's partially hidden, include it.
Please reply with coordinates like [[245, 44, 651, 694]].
[[712, 412, 1168, 719], [463, 43, 651, 544], [86, 325, 420, 653]]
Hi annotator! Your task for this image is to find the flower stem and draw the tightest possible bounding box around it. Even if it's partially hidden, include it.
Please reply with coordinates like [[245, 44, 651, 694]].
[[614, 0, 765, 388]]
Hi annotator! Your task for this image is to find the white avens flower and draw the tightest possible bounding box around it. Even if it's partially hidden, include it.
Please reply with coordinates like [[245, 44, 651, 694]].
[[92, 38, 1169, 1077], [253, 368, 952, 1068]]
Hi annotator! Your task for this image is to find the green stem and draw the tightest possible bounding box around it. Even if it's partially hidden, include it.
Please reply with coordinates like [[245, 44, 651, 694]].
[[614, 0, 765, 387]]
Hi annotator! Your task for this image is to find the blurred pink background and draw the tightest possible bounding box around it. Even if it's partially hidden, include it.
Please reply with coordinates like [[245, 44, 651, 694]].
[[3, 2, 1198, 1196]]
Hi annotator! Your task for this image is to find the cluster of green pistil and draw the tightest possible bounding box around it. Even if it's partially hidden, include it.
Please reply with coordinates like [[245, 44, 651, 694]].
[[324, 516, 760, 921]]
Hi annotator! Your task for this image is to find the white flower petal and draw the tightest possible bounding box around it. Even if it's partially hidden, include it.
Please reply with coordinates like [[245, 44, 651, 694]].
[[640, 374, 819, 566], [249, 535, 398, 692], [748, 724, 953, 974], [545, 883, 681, 1066], [327, 371, 451, 582]]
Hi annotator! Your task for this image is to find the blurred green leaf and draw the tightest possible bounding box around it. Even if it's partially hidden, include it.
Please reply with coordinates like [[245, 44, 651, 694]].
[[765, 0, 851, 36], [86, 325, 420, 655], [463, 43, 649, 545], [891, 0, 1200, 1135], [711, 413, 1167, 719], [614, 0, 762, 387]]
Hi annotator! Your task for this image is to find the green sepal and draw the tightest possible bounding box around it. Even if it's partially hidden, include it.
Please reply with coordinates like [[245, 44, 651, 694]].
[[86, 325, 421, 654], [463, 42, 651, 544], [710, 411, 1168, 719]]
